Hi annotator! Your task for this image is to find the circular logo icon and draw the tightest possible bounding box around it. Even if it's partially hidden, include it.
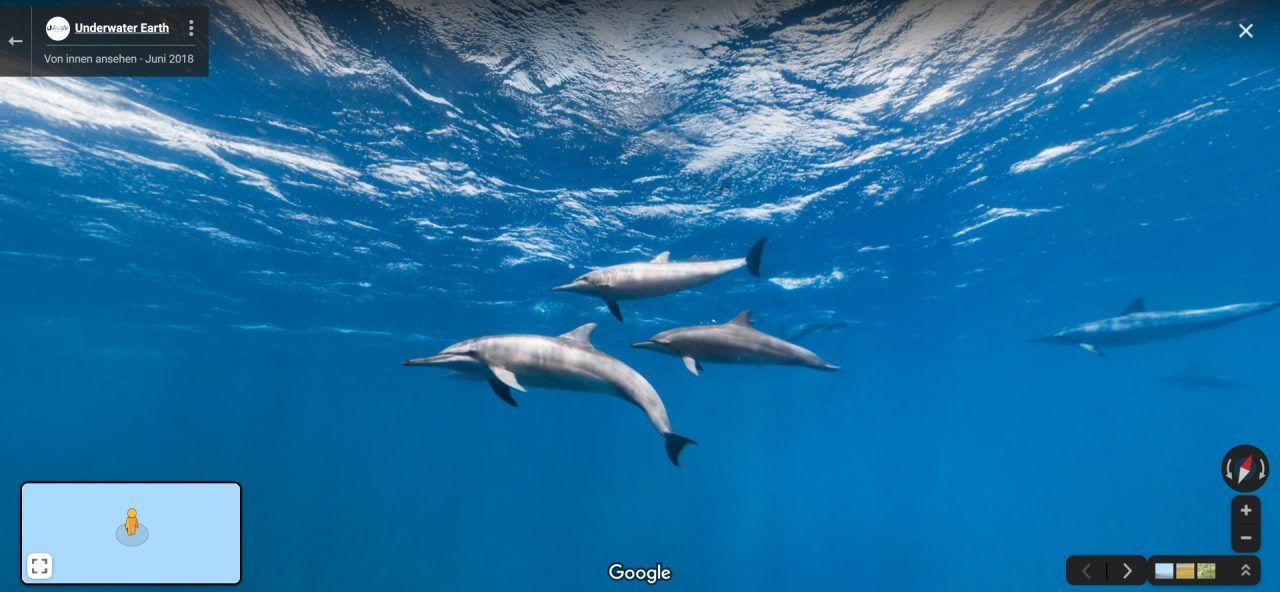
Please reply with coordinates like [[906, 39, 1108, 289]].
[[1222, 444, 1268, 492], [45, 17, 70, 41]]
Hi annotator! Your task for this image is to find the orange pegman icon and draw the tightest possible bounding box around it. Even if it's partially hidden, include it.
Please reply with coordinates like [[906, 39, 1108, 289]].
[[125, 508, 139, 536]]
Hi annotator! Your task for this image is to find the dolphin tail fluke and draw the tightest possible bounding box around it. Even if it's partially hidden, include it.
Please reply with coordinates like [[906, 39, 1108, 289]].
[[606, 299, 623, 322], [746, 237, 767, 277], [663, 432, 697, 467]]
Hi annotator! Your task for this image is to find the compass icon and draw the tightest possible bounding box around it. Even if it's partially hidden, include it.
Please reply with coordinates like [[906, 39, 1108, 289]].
[[1222, 444, 1268, 493]]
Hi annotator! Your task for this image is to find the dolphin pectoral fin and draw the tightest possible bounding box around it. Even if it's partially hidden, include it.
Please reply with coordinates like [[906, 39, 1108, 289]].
[[487, 379, 518, 407], [606, 300, 623, 323], [1079, 343, 1107, 357], [682, 356, 701, 376], [663, 432, 697, 467], [489, 366, 527, 392]]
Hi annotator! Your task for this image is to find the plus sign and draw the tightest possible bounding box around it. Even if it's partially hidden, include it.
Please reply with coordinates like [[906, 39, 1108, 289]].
[[1241, 504, 1253, 517]]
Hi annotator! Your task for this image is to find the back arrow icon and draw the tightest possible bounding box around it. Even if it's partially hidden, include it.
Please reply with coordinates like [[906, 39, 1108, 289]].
[[1082, 563, 1092, 579], [7, 37, 21, 47]]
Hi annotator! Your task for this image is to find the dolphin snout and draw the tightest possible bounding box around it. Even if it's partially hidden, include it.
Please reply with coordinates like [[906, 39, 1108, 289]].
[[632, 340, 673, 353], [403, 354, 456, 366], [553, 279, 592, 293]]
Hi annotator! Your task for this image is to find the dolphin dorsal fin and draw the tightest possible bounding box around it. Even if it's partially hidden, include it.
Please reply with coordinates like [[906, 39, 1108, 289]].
[[1121, 298, 1146, 315], [650, 251, 670, 263], [560, 323, 598, 345], [726, 310, 753, 327]]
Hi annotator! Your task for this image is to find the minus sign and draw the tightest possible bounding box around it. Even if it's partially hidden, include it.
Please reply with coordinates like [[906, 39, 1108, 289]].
[[1240, 536, 1254, 540]]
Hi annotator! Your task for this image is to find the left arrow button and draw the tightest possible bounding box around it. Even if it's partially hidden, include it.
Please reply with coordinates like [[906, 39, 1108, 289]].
[[1068, 556, 1103, 585]]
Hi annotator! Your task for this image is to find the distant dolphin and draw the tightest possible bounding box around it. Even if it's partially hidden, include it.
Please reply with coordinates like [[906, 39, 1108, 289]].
[[1034, 298, 1280, 357], [781, 320, 851, 342], [1156, 365, 1250, 391], [632, 310, 839, 375], [404, 323, 696, 466], [553, 237, 767, 322]]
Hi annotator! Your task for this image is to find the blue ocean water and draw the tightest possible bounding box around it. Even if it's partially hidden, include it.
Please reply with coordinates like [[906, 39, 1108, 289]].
[[1, 1, 1277, 589]]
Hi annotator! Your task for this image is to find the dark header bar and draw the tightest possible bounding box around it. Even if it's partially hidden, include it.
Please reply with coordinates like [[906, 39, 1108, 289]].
[[0, 6, 208, 77]]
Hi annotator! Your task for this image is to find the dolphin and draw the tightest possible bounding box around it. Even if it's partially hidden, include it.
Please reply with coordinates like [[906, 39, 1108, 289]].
[[553, 237, 767, 322], [781, 320, 851, 343], [1034, 298, 1280, 357], [403, 323, 696, 466], [1155, 365, 1250, 391], [632, 310, 839, 375]]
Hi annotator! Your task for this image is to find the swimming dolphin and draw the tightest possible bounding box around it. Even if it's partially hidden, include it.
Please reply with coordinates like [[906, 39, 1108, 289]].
[[632, 310, 839, 375], [1155, 365, 1250, 391], [781, 320, 851, 342], [553, 237, 767, 322], [403, 323, 696, 466], [1034, 298, 1280, 357]]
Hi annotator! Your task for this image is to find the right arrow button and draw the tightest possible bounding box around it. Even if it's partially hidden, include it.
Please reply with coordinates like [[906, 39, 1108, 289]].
[[1106, 556, 1147, 585]]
